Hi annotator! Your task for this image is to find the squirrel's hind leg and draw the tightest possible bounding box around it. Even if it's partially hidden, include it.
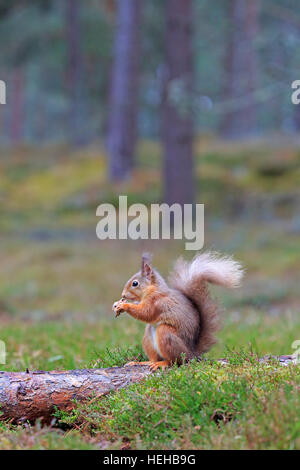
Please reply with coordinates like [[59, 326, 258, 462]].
[[125, 361, 153, 366], [149, 360, 169, 371], [125, 360, 169, 370], [156, 324, 192, 366]]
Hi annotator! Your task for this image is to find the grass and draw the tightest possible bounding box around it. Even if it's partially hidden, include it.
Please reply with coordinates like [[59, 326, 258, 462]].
[[60, 358, 299, 450], [0, 311, 299, 450], [0, 138, 299, 449]]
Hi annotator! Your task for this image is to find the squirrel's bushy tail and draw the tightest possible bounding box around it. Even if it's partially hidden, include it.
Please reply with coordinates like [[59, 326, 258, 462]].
[[169, 252, 244, 354]]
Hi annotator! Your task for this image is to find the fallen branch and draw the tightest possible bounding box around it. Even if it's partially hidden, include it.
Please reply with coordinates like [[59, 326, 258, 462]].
[[0, 365, 152, 424], [0, 355, 296, 424]]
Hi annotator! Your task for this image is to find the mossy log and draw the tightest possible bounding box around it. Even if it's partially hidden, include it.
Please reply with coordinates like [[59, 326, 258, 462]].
[[0, 355, 296, 424], [0, 365, 152, 424]]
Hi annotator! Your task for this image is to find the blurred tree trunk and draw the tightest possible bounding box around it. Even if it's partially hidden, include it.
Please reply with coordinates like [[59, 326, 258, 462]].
[[294, 104, 300, 132], [162, 0, 195, 206], [11, 68, 24, 145], [107, 0, 141, 182], [220, 0, 259, 138], [65, 0, 86, 146]]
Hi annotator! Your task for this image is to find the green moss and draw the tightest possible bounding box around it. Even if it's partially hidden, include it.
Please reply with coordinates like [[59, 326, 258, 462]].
[[56, 356, 299, 450]]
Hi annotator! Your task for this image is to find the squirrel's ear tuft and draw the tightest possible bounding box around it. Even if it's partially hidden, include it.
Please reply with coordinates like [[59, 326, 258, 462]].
[[144, 263, 152, 280], [141, 252, 152, 278]]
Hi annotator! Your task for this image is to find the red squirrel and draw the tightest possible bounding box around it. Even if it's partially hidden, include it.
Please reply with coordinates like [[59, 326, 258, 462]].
[[113, 252, 243, 371]]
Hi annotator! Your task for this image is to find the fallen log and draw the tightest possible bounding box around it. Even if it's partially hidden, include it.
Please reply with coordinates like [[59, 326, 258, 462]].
[[0, 365, 152, 424], [0, 355, 297, 424]]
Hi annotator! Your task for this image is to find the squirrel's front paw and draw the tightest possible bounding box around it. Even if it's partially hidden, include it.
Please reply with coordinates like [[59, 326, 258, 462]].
[[112, 299, 125, 317]]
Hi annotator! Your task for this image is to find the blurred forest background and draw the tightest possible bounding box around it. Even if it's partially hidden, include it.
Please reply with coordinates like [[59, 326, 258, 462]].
[[0, 0, 300, 207], [2, 0, 300, 144], [0, 0, 299, 326], [0, 0, 298, 320], [0, 0, 299, 450]]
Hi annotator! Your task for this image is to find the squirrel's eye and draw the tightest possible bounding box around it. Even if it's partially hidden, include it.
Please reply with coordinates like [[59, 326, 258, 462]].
[[132, 280, 139, 287]]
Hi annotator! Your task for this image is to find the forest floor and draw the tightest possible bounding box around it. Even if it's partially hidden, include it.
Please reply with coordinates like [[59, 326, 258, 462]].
[[0, 138, 299, 449]]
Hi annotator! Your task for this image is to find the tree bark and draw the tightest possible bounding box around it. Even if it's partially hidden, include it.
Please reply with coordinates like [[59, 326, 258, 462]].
[[107, 0, 141, 181], [65, 0, 86, 146], [220, 0, 259, 138], [11, 68, 24, 145], [0, 365, 151, 424], [162, 0, 195, 207], [0, 355, 296, 424]]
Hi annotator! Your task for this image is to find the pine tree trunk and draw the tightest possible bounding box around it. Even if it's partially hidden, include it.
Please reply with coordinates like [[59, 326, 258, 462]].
[[11, 68, 24, 145], [220, 0, 259, 138], [162, 0, 195, 206], [294, 104, 300, 132], [107, 0, 141, 181], [65, 0, 86, 146]]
